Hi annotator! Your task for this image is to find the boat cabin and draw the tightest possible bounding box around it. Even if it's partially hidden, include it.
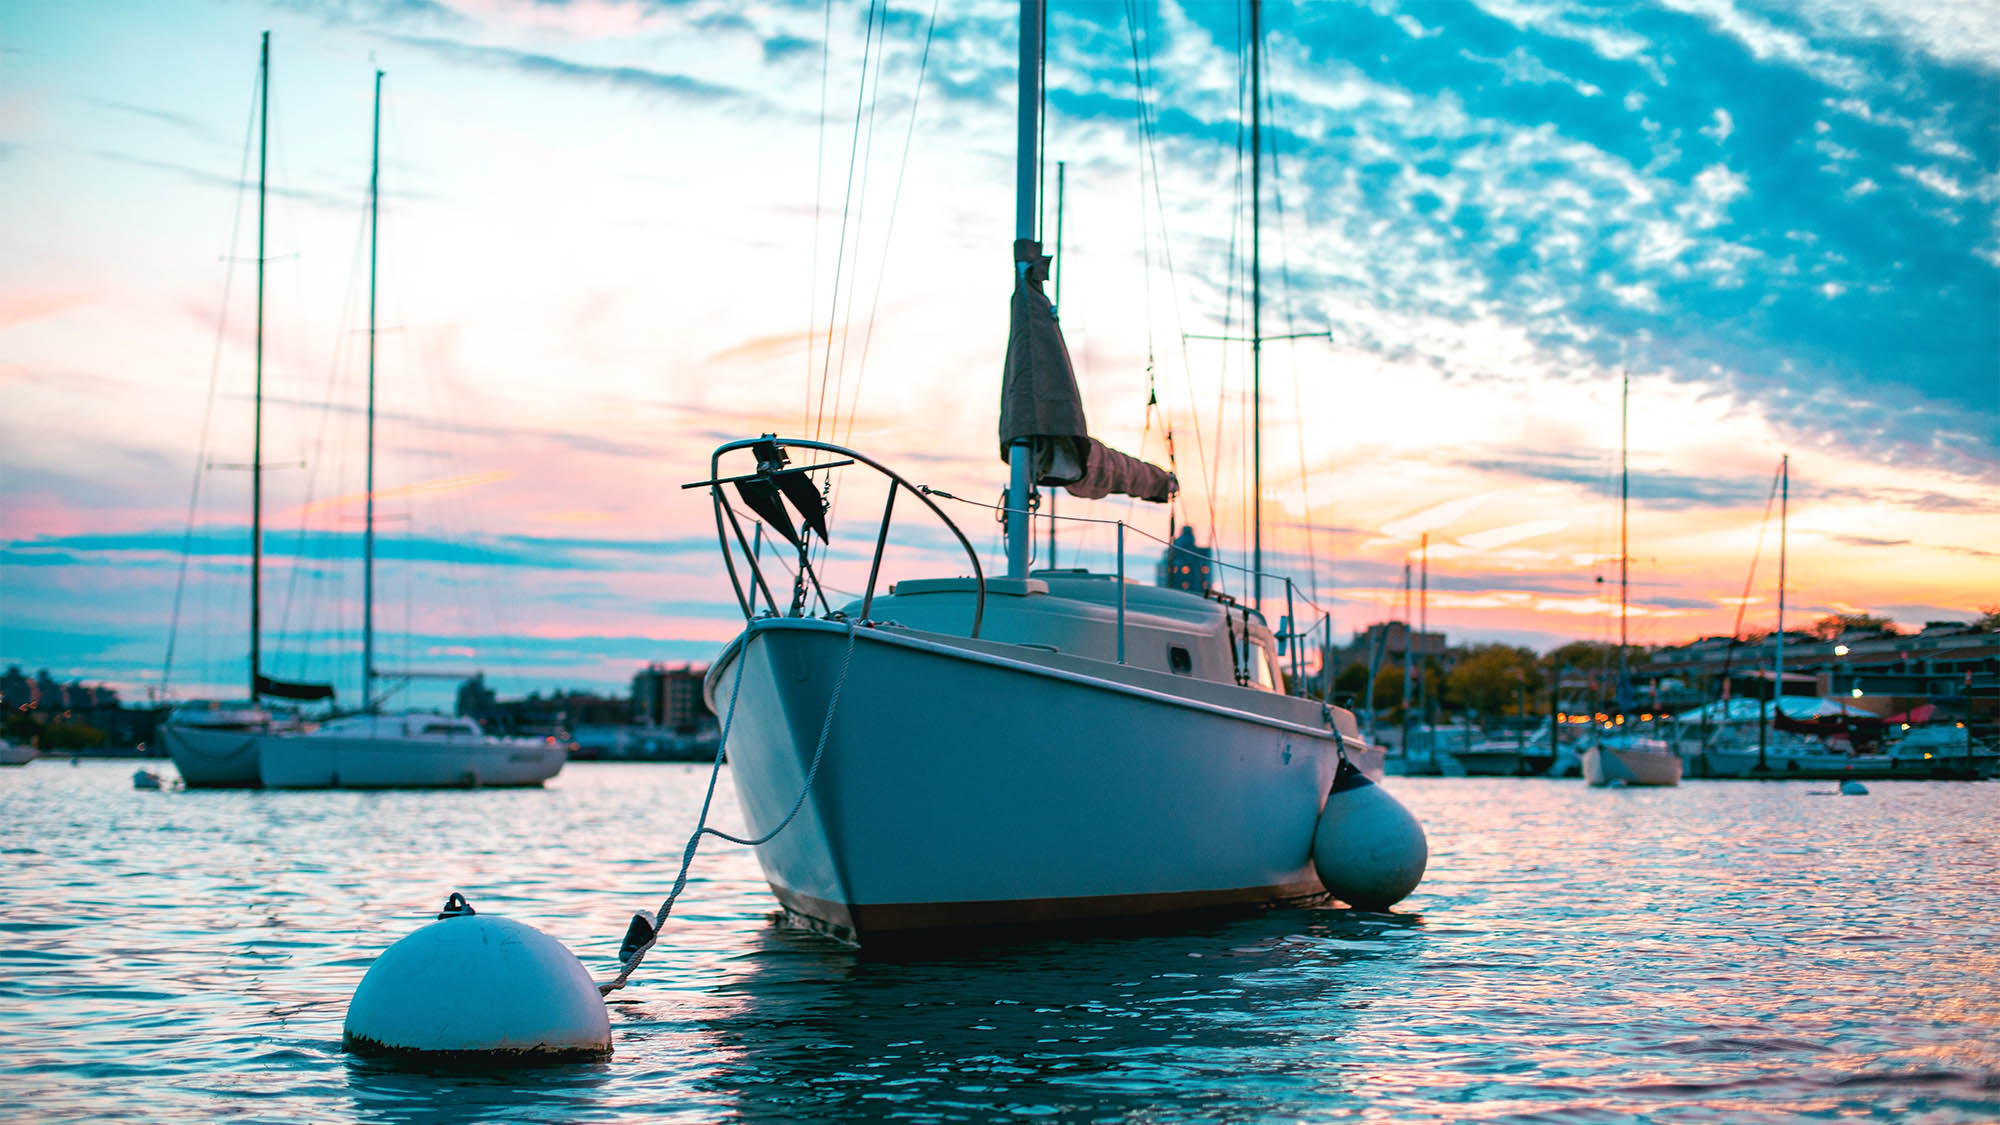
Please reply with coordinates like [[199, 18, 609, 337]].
[[841, 569, 1288, 693]]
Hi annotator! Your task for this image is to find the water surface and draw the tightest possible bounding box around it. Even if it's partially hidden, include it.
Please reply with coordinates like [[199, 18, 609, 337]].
[[3, 761, 1995, 1122]]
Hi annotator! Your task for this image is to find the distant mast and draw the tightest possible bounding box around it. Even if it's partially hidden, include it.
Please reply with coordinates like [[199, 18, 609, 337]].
[[250, 30, 270, 703], [364, 68, 382, 712], [1618, 369, 1628, 718], [1399, 558, 1413, 750], [1775, 452, 1788, 716]]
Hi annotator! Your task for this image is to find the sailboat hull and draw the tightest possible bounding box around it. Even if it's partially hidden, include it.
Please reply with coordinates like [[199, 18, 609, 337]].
[[713, 618, 1345, 944], [162, 725, 264, 788], [1582, 745, 1683, 787], [257, 735, 564, 789]]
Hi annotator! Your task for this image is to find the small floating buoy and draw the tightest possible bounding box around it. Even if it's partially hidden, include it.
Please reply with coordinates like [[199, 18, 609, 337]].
[[1312, 757, 1428, 911], [1839, 780, 1869, 796], [344, 893, 611, 1066], [132, 769, 161, 790]]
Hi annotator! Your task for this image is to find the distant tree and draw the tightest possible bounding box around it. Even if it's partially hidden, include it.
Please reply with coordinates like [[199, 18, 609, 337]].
[[1974, 605, 2000, 633], [1810, 613, 1900, 641], [1448, 645, 1546, 722], [37, 721, 106, 751], [1332, 661, 1369, 702], [1545, 640, 1645, 675], [1371, 664, 1405, 714]]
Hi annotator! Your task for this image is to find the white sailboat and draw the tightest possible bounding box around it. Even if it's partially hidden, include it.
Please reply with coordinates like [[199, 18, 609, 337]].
[[1582, 371, 1682, 788], [695, 1, 1419, 944], [164, 55, 559, 789], [162, 33, 325, 788], [254, 69, 564, 790]]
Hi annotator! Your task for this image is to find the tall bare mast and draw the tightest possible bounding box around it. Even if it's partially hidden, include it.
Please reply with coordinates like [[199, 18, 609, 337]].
[[1618, 369, 1628, 716], [1775, 453, 1788, 715], [364, 69, 381, 711], [1419, 531, 1428, 729], [1399, 558, 1413, 749], [1250, 0, 1263, 612], [250, 30, 269, 703]]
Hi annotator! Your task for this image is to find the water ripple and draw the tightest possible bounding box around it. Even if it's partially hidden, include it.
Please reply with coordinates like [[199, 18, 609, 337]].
[[2, 763, 1996, 1121]]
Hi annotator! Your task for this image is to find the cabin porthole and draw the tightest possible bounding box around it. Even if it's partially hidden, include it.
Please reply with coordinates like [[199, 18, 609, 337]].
[[1169, 646, 1193, 674]]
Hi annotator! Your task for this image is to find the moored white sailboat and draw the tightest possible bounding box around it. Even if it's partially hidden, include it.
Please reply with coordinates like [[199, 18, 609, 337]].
[[1582, 371, 1680, 788], [251, 68, 563, 791], [166, 53, 560, 790], [697, 1, 1421, 945], [161, 33, 326, 788]]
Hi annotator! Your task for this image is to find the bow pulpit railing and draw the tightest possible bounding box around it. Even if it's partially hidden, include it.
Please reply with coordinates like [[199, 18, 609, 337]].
[[683, 435, 986, 638]]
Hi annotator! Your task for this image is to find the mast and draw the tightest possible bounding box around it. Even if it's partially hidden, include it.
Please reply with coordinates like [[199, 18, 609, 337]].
[[1047, 159, 1063, 569], [1618, 369, 1628, 719], [1775, 453, 1788, 725], [1419, 531, 1429, 749], [1399, 558, 1413, 753], [250, 30, 269, 703], [1250, 0, 1263, 612], [1004, 0, 1042, 580], [364, 69, 381, 712]]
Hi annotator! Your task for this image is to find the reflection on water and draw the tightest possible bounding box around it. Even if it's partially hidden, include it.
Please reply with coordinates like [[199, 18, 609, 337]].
[[682, 909, 1419, 1120], [2, 761, 1995, 1122]]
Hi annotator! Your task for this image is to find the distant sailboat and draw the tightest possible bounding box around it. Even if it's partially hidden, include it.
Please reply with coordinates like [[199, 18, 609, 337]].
[[253, 69, 564, 790], [162, 32, 331, 788], [1582, 372, 1681, 788]]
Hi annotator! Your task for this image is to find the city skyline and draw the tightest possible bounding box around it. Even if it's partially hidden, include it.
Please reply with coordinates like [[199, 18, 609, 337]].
[[4, 0, 1996, 706]]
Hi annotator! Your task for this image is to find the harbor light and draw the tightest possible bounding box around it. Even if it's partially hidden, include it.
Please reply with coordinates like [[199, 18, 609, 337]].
[[1835, 644, 1849, 656], [1851, 687, 1863, 698]]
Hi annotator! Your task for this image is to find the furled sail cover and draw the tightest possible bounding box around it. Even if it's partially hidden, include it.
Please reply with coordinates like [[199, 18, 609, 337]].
[[256, 674, 335, 702], [998, 243, 1176, 504]]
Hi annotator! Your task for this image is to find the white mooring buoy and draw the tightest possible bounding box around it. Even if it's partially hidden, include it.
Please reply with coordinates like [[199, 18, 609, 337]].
[[1311, 757, 1428, 911], [1840, 779, 1869, 796], [344, 893, 611, 1065]]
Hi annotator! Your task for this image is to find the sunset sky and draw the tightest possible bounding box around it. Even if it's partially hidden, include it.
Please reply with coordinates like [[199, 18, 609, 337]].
[[3, 0, 1996, 709]]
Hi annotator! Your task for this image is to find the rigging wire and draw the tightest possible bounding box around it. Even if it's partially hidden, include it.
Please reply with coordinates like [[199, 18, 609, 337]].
[[840, 0, 942, 449], [825, 0, 888, 446], [271, 191, 369, 686], [1120, 0, 1217, 555], [1260, 36, 1323, 610], [803, 1, 835, 439], [1732, 459, 1786, 643], [164, 60, 262, 701], [810, 0, 885, 447]]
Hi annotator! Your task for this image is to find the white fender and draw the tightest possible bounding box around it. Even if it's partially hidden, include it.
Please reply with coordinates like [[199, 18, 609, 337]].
[[1312, 758, 1428, 911]]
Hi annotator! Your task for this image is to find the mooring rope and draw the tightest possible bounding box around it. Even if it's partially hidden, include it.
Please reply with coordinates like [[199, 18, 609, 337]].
[[597, 618, 860, 995]]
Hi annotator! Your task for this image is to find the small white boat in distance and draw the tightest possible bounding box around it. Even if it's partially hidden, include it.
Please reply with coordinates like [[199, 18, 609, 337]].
[[254, 708, 564, 788], [256, 714, 566, 789], [0, 738, 36, 766], [1583, 736, 1683, 787]]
